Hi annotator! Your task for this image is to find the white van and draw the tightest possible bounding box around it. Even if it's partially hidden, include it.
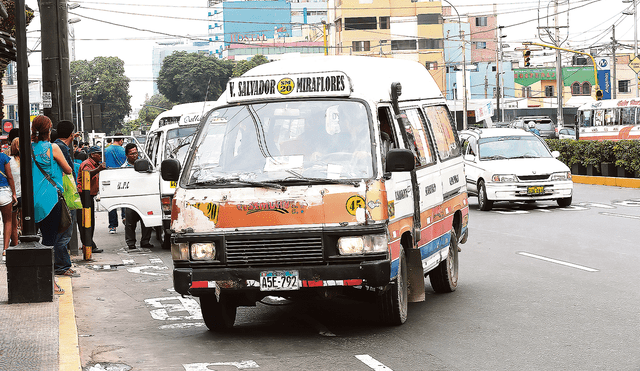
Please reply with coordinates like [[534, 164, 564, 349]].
[[161, 56, 470, 330], [96, 102, 218, 248]]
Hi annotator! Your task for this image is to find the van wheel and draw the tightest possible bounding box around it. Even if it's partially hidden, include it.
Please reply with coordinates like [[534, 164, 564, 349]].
[[162, 230, 171, 250], [478, 180, 493, 211], [429, 228, 459, 293], [155, 226, 163, 242], [557, 197, 572, 207], [378, 247, 408, 325], [200, 295, 237, 331]]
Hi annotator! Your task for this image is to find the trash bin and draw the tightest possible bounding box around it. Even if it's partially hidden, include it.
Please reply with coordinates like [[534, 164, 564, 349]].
[[6, 243, 54, 303]]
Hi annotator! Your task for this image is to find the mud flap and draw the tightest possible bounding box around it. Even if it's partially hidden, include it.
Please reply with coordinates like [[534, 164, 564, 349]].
[[405, 248, 425, 303]]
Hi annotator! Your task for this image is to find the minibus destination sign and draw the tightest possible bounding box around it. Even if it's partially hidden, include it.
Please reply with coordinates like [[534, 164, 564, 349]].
[[226, 72, 351, 103]]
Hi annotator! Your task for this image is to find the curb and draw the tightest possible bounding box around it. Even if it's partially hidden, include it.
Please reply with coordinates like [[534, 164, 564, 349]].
[[57, 276, 82, 371], [572, 175, 640, 188]]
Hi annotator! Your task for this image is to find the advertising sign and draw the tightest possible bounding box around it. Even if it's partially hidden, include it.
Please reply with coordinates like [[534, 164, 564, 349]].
[[598, 70, 611, 100]]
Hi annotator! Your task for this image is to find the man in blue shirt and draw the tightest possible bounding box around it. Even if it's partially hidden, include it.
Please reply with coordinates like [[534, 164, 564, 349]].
[[104, 133, 126, 233]]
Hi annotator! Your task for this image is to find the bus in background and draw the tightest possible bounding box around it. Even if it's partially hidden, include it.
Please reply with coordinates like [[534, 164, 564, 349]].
[[576, 98, 640, 140]]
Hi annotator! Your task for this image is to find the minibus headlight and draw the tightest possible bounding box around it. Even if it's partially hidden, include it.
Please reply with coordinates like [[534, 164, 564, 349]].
[[172, 242, 189, 261], [191, 243, 216, 260], [550, 171, 572, 181], [338, 234, 388, 255], [492, 174, 517, 182]]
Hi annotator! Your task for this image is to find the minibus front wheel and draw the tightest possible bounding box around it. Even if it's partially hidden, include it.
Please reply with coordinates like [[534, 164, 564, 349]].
[[378, 247, 408, 325], [200, 295, 237, 332]]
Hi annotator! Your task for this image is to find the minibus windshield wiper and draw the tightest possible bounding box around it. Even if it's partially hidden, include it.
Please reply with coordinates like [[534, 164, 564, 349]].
[[193, 177, 286, 191], [282, 175, 361, 187]]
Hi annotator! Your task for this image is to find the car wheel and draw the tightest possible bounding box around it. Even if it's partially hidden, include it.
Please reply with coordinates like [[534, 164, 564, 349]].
[[478, 180, 493, 211], [378, 247, 408, 325], [557, 197, 572, 207], [200, 295, 237, 332], [429, 228, 459, 293], [162, 230, 171, 250]]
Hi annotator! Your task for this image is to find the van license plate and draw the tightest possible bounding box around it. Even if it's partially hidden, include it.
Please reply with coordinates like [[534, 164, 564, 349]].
[[260, 271, 300, 291], [527, 186, 545, 195]]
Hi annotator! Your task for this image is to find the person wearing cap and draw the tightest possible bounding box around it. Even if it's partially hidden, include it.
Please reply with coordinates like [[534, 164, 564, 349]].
[[76, 145, 106, 253], [104, 133, 126, 234]]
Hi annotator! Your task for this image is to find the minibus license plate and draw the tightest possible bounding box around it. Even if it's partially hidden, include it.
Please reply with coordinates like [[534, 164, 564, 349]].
[[527, 186, 545, 195], [260, 271, 300, 291]]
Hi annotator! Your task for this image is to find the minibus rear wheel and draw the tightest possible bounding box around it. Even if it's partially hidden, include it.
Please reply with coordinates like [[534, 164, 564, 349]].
[[429, 228, 459, 293], [200, 295, 237, 331], [378, 247, 408, 325]]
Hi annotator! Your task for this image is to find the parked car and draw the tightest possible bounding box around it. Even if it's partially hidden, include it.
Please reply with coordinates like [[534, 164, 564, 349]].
[[510, 116, 557, 139], [558, 127, 576, 140], [459, 128, 573, 211]]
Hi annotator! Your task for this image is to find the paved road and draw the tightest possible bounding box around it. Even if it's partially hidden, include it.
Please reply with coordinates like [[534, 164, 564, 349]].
[[75, 183, 640, 371]]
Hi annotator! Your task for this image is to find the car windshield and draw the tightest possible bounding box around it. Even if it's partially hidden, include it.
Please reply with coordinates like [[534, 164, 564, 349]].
[[183, 100, 374, 186], [165, 126, 198, 164], [478, 135, 552, 160], [536, 123, 553, 130]]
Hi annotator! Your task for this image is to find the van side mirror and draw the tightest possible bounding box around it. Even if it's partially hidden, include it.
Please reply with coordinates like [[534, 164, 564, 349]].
[[161, 159, 181, 182], [133, 158, 151, 172], [386, 149, 415, 172]]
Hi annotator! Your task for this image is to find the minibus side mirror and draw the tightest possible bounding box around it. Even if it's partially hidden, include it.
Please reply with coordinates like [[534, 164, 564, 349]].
[[134, 158, 152, 173], [386, 149, 415, 172], [161, 159, 181, 182]]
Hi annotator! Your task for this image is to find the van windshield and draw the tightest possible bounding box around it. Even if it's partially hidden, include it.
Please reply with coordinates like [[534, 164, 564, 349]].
[[165, 126, 198, 164], [183, 100, 373, 186]]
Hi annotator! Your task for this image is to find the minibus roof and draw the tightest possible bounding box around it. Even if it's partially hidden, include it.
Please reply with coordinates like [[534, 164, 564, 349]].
[[232, 55, 444, 103], [149, 101, 219, 132]]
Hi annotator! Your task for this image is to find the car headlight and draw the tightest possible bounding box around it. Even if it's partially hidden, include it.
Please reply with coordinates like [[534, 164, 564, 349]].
[[190, 242, 216, 260], [492, 174, 517, 182], [338, 234, 388, 255], [172, 242, 189, 261], [550, 171, 572, 181]]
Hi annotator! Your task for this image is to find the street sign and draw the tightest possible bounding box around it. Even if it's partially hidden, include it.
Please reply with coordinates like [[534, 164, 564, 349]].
[[42, 92, 52, 109], [629, 56, 640, 74]]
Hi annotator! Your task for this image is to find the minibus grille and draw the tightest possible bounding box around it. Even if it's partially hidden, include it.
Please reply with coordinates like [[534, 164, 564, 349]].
[[518, 174, 550, 181], [225, 236, 324, 266]]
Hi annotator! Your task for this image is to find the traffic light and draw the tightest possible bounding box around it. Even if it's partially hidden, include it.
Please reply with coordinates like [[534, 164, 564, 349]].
[[523, 49, 531, 67], [596, 89, 603, 101]]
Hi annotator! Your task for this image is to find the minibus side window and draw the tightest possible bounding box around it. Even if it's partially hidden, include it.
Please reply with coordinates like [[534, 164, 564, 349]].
[[401, 108, 435, 167], [378, 106, 399, 157], [423, 105, 461, 161]]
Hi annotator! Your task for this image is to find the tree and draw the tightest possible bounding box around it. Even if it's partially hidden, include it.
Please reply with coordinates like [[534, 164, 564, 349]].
[[157, 51, 234, 104], [70, 56, 131, 134], [123, 94, 174, 134], [0, 1, 35, 121], [232, 54, 270, 77]]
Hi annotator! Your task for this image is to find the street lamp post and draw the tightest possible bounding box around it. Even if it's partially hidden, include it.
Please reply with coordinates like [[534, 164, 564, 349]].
[[442, 0, 467, 130]]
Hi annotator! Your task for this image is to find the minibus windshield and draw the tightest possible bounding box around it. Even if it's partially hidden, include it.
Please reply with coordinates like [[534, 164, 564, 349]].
[[184, 100, 374, 185]]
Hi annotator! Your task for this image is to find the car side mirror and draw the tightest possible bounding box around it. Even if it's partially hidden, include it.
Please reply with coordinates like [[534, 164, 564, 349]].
[[551, 150, 560, 158], [464, 154, 476, 162], [134, 158, 152, 172], [161, 159, 181, 182], [386, 149, 415, 172]]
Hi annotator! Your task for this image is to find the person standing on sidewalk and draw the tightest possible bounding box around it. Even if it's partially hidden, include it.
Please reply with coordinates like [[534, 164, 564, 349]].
[[121, 143, 153, 250], [76, 146, 105, 253], [104, 134, 126, 234], [0, 142, 17, 260]]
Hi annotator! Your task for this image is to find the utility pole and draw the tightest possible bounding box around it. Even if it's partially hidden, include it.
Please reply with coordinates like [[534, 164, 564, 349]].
[[39, 0, 72, 127], [496, 26, 504, 122], [612, 25, 617, 99], [554, 0, 564, 128]]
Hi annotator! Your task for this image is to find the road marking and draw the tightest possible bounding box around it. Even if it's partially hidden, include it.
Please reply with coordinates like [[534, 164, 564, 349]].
[[149, 257, 164, 264], [518, 252, 599, 272], [127, 265, 169, 276], [58, 277, 82, 371], [576, 202, 616, 209], [600, 212, 640, 220], [183, 361, 259, 370], [159, 322, 205, 330], [612, 200, 640, 207], [145, 296, 202, 321], [356, 355, 393, 371]]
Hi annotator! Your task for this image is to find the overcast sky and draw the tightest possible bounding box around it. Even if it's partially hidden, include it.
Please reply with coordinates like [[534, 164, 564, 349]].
[[21, 0, 633, 114]]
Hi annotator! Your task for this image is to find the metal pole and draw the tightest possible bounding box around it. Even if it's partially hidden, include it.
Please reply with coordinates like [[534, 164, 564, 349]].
[[612, 25, 617, 100], [496, 26, 502, 122], [554, 0, 564, 128], [442, 0, 467, 129], [635, 0, 638, 98]]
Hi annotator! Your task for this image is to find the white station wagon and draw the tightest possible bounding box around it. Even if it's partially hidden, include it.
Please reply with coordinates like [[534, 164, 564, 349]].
[[459, 128, 573, 211]]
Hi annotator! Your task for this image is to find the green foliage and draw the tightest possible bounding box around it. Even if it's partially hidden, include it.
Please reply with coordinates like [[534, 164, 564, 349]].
[[232, 54, 270, 77], [546, 139, 640, 176], [157, 51, 234, 104], [71, 57, 132, 134], [123, 94, 174, 134]]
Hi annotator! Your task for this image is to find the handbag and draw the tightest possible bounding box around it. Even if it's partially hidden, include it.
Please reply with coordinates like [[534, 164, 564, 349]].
[[31, 150, 73, 233], [63, 173, 83, 210]]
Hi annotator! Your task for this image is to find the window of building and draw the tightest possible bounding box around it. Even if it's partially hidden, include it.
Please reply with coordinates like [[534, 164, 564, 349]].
[[619, 80, 630, 93], [345, 17, 377, 30], [492, 66, 497, 72], [335, 18, 342, 32], [476, 17, 488, 27], [425, 62, 438, 70], [379, 16, 390, 29], [474, 41, 487, 49], [582, 82, 591, 95], [391, 39, 417, 51], [352, 41, 371, 52], [545, 85, 554, 97], [522, 86, 531, 98], [418, 38, 444, 49], [571, 82, 581, 95], [417, 14, 442, 25]]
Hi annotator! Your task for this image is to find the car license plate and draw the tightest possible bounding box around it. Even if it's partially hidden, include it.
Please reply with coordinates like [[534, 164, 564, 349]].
[[527, 186, 545, 195], [260, 270, 300, 291]]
